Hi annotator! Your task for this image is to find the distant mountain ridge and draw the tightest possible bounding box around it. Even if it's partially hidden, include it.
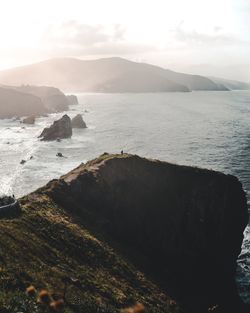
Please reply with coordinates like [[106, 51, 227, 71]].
[[0, 57, 248, 93], [209, 77, 250, 90]]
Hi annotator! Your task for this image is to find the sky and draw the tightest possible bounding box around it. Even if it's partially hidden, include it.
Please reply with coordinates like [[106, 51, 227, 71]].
[[0, 0, 249, 80]]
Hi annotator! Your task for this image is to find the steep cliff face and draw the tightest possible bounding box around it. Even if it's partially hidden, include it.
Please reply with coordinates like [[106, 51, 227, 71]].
[[0, 154, 248, 312], [0, 87, 46, 118], [9, 85, 69, 112], [0, 85, 71, 118], [0, 157, 185, 313], [44, 154, 248, 312]]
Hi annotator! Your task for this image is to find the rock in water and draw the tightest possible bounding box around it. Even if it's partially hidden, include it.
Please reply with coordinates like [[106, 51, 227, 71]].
[[47, 153, 248, 312], [71, 114, 87, 129], [22, 115, 36, 124], [0, 195, 21, 218], [39, 115, 72, 141], [67, 95, 78, 105]]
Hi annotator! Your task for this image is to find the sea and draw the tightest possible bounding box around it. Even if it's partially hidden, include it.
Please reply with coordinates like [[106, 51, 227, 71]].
[[0, 91, 249, 302]]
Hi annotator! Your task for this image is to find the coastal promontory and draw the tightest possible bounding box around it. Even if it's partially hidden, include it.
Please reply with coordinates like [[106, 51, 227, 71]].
[[0, 154, 248, 313]]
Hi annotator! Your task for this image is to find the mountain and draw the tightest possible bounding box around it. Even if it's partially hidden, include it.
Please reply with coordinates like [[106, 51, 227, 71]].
[[0, 153, 248, 313], [182, 64, 250, 84], [209, 77, 250, 90], [0, 57, 231, 93]]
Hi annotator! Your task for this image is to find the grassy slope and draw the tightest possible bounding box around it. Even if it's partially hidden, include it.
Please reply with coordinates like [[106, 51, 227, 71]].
[[0, 156, 183, 313]]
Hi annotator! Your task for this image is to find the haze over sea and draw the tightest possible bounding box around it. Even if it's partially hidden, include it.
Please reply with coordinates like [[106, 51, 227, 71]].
[[0, 90, 250, 301]]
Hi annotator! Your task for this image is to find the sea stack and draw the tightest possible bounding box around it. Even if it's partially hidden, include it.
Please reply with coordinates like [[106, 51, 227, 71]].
[[67, 95, 79, 105], [39, 114, 72, 141], [71, 114, 87, 129]]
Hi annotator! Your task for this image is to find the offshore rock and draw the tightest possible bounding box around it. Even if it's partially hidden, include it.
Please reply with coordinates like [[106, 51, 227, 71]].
[[39, 114, 72, 141], [67, 95, 79, 105], [71, 114, 87, 129]]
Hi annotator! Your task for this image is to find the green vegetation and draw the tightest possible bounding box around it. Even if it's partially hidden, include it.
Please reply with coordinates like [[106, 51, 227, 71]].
[[0, 187, 182, 313]]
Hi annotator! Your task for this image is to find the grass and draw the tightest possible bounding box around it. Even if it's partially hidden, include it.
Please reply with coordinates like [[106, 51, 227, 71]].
[[0, 187, 183, 313]]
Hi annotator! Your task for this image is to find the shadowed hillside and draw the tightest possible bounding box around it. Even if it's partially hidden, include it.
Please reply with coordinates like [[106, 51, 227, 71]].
[[0, 181, 182, 313], [0, 85, 72, 118], [0, 87, 46, 118], [0, 153, 248, 313]]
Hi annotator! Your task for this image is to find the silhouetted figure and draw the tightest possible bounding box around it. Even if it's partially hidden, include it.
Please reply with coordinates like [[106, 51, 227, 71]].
[[121, 150, 124, 155]]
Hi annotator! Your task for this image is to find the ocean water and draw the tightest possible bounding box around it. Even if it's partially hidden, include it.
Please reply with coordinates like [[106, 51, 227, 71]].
[[0, 91, 249, 301]]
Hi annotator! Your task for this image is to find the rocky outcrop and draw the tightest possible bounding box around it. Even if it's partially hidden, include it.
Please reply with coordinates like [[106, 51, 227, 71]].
[[22, 115, 36, 124], [39, 114, 72, 141], [0, 196, 21, 218], [44, 153, 248, 313], [56, 152, 65, 158], [0, 87, 46, 118], [67, 95, 78, 105], [71, 114, 87, 128]]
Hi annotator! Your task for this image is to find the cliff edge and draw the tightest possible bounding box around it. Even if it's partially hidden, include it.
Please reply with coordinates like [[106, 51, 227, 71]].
[[0, 154, 248, 313], [46, 153, 248, 312]]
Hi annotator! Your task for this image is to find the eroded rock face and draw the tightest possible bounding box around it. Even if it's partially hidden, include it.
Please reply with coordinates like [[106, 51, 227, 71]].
[[45, 154, 248, 312], [67, 95, 78, 105], [39, 114, 72, 141], [71, 114, 87, 128]]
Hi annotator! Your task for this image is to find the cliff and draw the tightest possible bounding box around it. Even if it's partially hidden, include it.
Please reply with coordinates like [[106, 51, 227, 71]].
[[0, 154, 248, 313], [0, 85, 71, 119], [0, 86, 46, 118], [0, 57, 232, 93], [7, 85, 69, 112]]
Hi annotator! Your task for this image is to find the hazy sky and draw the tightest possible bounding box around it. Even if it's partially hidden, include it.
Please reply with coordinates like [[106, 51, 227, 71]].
[[0, 0, 249, 79]]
